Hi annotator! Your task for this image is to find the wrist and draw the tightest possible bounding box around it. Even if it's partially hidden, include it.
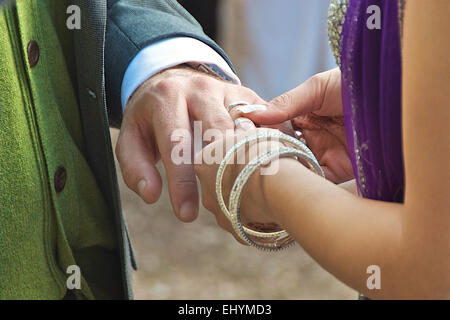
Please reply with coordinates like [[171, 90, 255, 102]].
[[127, 65, 217, 109], [260, 157, 304, 224], [178, 62, 237, 83]]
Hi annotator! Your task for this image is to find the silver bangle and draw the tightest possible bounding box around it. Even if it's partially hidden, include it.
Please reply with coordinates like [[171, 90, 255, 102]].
[[215, 131, 324, 241], [216, 131, 304, 238], [228, 147, 322, 250]]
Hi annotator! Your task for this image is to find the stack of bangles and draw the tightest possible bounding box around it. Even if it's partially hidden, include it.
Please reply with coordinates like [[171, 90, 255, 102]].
[[216, 101, 325, 251]]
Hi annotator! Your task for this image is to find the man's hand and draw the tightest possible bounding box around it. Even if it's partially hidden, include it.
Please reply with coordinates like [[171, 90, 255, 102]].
[[116, 66, 265, 222]]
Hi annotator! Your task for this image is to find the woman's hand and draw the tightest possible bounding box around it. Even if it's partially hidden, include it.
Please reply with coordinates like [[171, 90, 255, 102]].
[[241, 68, 354, 184], [194, 126, 284, 244]]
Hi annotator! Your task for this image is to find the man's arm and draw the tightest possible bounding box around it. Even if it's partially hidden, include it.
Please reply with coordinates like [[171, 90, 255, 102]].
[[105, 0, 234, 127], [106, 0, 266, 222]]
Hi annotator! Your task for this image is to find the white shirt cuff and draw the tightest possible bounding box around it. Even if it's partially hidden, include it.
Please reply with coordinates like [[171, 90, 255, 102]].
[[121, 37, 241, 109]]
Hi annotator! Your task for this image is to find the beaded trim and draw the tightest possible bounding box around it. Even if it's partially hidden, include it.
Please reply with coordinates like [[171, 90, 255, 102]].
[[328, 0, 406, 67]]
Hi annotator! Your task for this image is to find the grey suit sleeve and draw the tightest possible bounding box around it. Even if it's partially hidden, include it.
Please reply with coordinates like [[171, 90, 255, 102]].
[[105, 0, 234, 128]]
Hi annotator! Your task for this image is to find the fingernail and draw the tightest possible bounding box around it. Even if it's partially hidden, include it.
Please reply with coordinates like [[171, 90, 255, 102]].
[[137, 179, 147, 198], [235, 117, 256, 131], [235, 104, 267, 114], [179, 201, 197, 221]]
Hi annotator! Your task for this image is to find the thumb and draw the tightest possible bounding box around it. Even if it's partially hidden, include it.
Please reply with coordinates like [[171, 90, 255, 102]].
[[243, 71, 332, 125]]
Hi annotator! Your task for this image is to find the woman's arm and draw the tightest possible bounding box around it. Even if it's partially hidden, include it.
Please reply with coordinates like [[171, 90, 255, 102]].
[[261, 158, 403, 298], [256, 1, 450, 299], [195, 1, 450, 299], [401, 0, 450, 297]]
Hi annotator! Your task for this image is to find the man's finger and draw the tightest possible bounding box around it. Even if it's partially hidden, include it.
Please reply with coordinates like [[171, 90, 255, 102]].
[[234, 117, 256, 134], [189, 86, 265, 137], [116, 127, 163, 204], [189, 95, 234, 139], [154, 98, 199, 222]]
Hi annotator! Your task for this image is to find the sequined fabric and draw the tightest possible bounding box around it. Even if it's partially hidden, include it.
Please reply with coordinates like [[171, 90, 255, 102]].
[[328, 0, 406, 67], [328, 0, 349, 67], [398, 0, 406, 40]]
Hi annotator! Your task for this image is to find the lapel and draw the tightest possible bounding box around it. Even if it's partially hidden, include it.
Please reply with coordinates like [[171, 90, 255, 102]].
[[72, 1, 110, 200], [72, 0, 134, 299]]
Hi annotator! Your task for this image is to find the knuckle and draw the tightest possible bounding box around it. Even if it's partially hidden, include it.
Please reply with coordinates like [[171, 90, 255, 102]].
[[209, 115, 234, 130], [119, 165, 135, 189], [192, 75, 214, 91], [153, 78, 180, 96], [115, 126, 141, 163], [309, 72, 323, 86], [309, 72, 328, 98], [311, 71, 329, 85], [172, 177, 196, 190], [271, 92, 293, 108]]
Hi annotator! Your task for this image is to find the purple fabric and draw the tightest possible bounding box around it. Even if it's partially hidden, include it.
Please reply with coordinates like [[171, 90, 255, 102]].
[[341, 0, 404, 202]]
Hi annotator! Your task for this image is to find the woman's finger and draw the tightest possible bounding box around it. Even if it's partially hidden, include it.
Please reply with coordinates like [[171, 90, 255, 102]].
[[244, 68, 340, 125]]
